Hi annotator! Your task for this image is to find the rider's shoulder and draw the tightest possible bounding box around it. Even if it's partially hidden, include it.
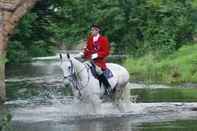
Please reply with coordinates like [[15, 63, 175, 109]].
[[100, 35, 109, 42]]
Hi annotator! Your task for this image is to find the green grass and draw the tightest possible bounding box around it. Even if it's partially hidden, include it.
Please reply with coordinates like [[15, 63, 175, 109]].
[[192, 0, 197, 8], [124, 44, 197, 84]]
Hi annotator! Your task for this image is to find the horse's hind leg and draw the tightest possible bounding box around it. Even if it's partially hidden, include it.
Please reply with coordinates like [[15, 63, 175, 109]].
[[113, 83, 130, 102], [112, 83, 130, 112], [121, 83, 130, 102]]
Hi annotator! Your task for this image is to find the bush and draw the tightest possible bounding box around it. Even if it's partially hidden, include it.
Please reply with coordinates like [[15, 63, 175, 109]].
[[7, 41, 30, 64], [29, 40, 55, 57]]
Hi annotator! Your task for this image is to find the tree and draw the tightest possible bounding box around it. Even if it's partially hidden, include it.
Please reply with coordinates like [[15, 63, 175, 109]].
[[0, 0, 38, 103], [41, 0, 194, 55]]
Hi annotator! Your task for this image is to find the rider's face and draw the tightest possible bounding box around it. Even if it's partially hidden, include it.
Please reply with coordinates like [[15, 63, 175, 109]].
[[91, 27, 100, 36]]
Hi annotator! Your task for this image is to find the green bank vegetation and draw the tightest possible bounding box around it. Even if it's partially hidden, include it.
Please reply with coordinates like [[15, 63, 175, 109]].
[[124, 44, 197, 84]]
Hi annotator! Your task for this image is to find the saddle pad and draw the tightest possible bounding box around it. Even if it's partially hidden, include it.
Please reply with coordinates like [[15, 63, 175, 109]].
[[103, 68, 113, 79]]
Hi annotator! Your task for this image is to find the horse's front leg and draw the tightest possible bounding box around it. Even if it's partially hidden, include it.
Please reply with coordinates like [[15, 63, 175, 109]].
[[90, 94, 102, 113], [71, 87, 80, 98]]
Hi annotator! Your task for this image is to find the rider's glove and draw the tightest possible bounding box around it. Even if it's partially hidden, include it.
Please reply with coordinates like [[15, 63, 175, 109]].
[[79, 52, 84, 57], [75, 52, 84, 58], [91, 53, 98, 60]]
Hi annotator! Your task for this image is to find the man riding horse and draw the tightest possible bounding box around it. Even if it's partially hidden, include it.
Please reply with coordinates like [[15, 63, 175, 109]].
[[83, 24, 112, 96]]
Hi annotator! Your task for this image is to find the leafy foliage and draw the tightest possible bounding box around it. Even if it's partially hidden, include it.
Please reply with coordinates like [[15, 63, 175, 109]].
[[7, 1, 56, 63], [7, 0, 195, 63]]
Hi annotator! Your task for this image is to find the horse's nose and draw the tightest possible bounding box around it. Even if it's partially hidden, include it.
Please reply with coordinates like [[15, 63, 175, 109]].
[[64, 76, 68, 79]]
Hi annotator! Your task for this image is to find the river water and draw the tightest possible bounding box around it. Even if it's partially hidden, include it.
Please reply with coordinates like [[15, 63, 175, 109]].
[[2, 55, 197, 131]]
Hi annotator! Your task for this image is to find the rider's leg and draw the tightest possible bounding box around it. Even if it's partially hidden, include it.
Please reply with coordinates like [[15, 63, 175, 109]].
[[95, 66, 112, 96], [98, 73, 112, 95]]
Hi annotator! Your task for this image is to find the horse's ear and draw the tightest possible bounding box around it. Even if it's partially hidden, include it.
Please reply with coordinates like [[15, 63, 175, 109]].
[[67, 53, 70, 59], [59, 53, 62, 60]]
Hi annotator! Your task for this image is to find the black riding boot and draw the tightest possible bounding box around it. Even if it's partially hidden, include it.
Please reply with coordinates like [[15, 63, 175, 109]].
[[98, 73, 112, 96]]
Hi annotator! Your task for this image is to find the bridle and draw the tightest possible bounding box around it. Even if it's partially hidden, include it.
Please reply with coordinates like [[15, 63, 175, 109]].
[[63, 59, 90, 96]]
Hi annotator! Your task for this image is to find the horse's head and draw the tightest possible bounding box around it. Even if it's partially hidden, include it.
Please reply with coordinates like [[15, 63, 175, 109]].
[[59, 53, 94, 98], [59, 53, 74, 80]]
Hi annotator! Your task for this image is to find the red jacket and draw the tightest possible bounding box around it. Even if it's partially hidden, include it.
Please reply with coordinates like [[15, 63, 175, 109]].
[[84, 35, 110, 69]]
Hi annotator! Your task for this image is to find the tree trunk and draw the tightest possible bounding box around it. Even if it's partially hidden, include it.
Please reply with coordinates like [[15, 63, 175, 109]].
[[0, 11, 7, 103], [0, 0, 38, 103], [0, 51, 6, 103]]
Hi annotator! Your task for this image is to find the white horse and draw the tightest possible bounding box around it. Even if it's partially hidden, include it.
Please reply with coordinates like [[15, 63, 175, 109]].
[[59, 53, 129, 104]]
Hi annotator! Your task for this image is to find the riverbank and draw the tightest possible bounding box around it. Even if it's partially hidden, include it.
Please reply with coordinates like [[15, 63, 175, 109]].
[[124, 43, 197, 85]]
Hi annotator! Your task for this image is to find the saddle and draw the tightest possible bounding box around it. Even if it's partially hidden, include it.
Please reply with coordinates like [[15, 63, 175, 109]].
[[88, 62, 114, 96], [88, 62, 113, 79]]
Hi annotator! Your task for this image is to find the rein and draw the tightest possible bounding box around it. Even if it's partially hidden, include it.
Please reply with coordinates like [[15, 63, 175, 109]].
[[65, 59, 90, 96]]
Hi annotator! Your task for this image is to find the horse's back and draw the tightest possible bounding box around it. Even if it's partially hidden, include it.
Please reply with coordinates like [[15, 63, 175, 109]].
[[106, 63, 129, 84]]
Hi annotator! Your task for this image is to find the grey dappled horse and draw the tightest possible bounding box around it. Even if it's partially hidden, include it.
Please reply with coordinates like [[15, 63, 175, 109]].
[[59, 54, 129, 103]]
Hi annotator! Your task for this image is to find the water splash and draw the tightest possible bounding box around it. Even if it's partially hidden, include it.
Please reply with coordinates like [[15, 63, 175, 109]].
[[6, 94, 197, 124], [5, 54, 197, 128]]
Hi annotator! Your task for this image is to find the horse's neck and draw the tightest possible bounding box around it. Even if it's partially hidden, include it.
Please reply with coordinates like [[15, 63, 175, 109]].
[[71, 58, 88, 79]]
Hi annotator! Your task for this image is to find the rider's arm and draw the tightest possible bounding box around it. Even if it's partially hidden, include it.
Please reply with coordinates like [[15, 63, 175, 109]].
[[84, 36, 93, 59]]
